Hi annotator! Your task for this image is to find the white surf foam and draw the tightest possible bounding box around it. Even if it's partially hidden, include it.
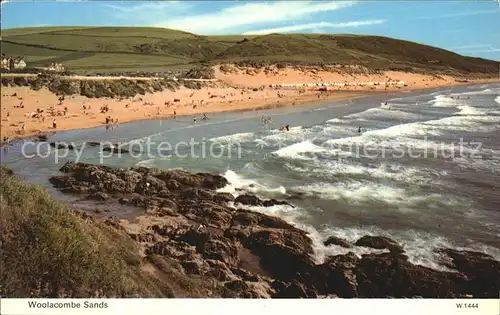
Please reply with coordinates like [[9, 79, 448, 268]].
[[255, 126, 309, 146], [217, 170, 287, 196], [344, 107, 421, 121], [272, 140, 326, 160], [463, 88, 494, 95], [495, 96, 500, 106], [456, 105, 487, 116], [291, 181, 469, 213], [286, 160, 447, 184], [210, 132, 254, 144]]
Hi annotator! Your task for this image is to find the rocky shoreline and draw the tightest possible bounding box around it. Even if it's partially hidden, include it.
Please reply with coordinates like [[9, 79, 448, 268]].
[[47, 162, 499, 298]]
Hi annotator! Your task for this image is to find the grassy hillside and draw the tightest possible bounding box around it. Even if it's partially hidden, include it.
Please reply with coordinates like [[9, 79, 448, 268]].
[[0, 167, 228, 298], [1, 26, 498, 74]]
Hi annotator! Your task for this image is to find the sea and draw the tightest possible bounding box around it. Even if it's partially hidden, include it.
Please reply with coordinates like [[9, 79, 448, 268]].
[[2, 83, 500, 270]]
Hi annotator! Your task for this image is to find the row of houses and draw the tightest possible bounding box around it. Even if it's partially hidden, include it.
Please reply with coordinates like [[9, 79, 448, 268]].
[[269, 81, 406, 88], [46, 62, 66, 72], [1, 55, 27, 71], [1, 54, 66, 72]]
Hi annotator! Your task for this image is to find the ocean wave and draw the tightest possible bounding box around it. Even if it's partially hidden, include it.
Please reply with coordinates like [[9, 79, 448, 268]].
[[344, 107, 421, 121], [217, 170, 286, 196], [285, 160, 447, 184], [463, 88, 495, 95], [210, 132, 254, 144], [291, 181, 457, 209], [324, 135, 486, 156], [456, 105, 488, 116], [318, 226, 500, 270], [134, 158, 159, 168], [272, 140, 326, 160], [429, 95, 461, 108], [254, 126, 309, 146]]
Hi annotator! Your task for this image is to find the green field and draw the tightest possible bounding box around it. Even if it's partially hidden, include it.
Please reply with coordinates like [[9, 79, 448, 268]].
[[1, 26, 498, 74]]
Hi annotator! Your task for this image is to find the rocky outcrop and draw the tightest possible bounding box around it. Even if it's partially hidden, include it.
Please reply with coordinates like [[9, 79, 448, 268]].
[[324, 236, 353, 248], [235, 194, 294, 208], [49, 162, 500, 298], [355, 235, 404, 253]]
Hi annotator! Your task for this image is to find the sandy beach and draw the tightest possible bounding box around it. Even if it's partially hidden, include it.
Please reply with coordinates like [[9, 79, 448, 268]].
[[1, 66, 498, 140]]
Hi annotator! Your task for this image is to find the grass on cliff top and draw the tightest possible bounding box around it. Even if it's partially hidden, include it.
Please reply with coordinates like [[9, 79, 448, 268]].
[[2, 26, 498, 74], [0, 167, 239, 298], [0, 167, 173, 298]]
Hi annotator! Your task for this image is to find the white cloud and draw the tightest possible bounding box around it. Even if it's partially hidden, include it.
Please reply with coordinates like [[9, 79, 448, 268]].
[[105, 1, 191, 24], [242, 19, 385, 35], [155, 1, 358, 34]]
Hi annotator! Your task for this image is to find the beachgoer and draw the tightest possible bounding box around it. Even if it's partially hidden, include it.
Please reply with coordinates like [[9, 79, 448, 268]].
[[193, 117, 197, 124], [52, 119, 57, 129], [173, 110, 177, 119], [358, 126, 361, 133], [285, 125, 290, 132], [202, 113, 208, 121]]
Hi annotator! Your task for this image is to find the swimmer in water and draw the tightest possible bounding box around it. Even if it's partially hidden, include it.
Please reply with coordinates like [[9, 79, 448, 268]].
[[285, 125, 290, 131], [358, 126, 362, 133], [193, 117, 197, 124]]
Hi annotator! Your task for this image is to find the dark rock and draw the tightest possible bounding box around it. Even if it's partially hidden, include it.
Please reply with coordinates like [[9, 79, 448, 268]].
[[182, 202, 234, 229], [231, 209, 296, 230], [205, 260, 236, 281], [165, 179, 181, 191], [324, 252, 359, 270], [147, 241, 196, 259], [212, 192, 235, 204], [324, 236, 353, 248], [223, 280, 257, 298], [102, 146, 130, 154], [50, 142, 75, 150], [230, 268, 260, 282], [355, 235, 404, 253], [199, 239, 239, 266], [198, 172, 229, 190], [181, 260, 208, 275], [129, 233, 157, 243], [180, 188, 214, 200], [235, 194, 263, 206], [435, 248, 500, 297], [272, 280, 317, 298], [262, 199, 294, 208], [243, 229, 316, 280], [355, 253, 468, 298]]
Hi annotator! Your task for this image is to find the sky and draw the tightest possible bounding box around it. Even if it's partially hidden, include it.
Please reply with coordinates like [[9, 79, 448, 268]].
[[1, 0, 500, 60]]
